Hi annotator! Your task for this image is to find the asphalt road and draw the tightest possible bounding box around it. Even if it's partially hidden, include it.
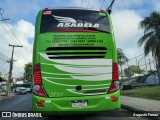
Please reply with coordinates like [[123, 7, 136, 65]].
[[0, 93, 151, 120]]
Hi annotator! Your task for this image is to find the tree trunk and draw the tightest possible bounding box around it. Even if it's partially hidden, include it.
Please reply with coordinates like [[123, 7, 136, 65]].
[[120, 64, 123, 79], [156, 61, 160, 85], [157, 67, 160, 85]]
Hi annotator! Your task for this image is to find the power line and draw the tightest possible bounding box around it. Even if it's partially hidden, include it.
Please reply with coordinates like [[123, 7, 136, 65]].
[[2, 62, 9, 73], [14, 47, 19, 60], [87, 0, 90, 8], [0, 8, 23, 46], [100, 0, 106, 9], [128, 54, 144, 61], [1, 13, 23, 45], [0, 23, 18, 44], [106, 0, 115, 14], [0, 57, 6, 61], [81, 0, 84, 7], [3, 20, 23, 45], [0, 51, 9, 61], [0, 65, 7, 73], [0, 58, 9, 73], [0, 31, 10, 44], [107, 0, 115, 10], [12, 67, 23, 76], [16, 47, 22, 60], [7, 46, 11, 60]]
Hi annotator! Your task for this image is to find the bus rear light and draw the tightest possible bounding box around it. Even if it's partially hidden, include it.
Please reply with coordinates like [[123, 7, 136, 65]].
[[107, 62, 119, 94], [34, 64, 42, 85], [33, 64, 48, 97], [34, 71, 41, 85], [110, 96, 117, 102], [33, 85, 48, 97], [100, 9, 105, 13], [36, 102, 44, 107], [44, 8, 49, 10], [107, 81, 119, 94], [112, 62, 119, 81]]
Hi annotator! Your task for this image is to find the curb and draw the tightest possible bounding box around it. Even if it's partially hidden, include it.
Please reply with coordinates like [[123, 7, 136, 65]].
[[121, 104, 160, 120], [0, 93, 16, 102]]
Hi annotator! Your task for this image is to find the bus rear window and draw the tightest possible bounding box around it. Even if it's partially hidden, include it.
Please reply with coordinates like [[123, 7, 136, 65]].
[[40, 9, 111, 33]]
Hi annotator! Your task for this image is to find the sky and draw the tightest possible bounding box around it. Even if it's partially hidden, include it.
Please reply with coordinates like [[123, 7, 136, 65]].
[[0, 0, 159, 78]]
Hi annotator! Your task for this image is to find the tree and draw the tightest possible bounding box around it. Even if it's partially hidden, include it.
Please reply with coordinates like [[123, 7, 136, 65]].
[[117, 48, 128, 79], [24, 62, 32, 82], [0, 77, 2, 82], [137, 11, 160, 84], [124, 65, 145, 77]]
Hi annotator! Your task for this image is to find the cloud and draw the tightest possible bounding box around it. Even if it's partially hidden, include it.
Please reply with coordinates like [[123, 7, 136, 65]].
[[1, 0, 40, 18], [114, 0, 143, 10], [155, 2, 160, 11], [72, 0, 102, 10], [111, 9, 143, 48], [110, 9, 157, 69], [0, 19, 34, 77]]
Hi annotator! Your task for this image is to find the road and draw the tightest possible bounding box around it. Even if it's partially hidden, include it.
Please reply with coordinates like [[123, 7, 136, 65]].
[[0, 93, 150, 120]]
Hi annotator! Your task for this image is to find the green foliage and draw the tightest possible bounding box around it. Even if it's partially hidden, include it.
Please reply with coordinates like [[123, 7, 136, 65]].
[[117, 48, 128, 79], [119, 77, 136, 84], [121, 86, 160, 100], [124, 65, 145, 77], [124, 68, 134, 77], [117, 48, 128, 65], [138, 11, 160, 66], [24, 62, 32, 82]]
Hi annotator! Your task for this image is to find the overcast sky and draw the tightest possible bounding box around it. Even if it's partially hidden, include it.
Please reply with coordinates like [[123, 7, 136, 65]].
[[0, 0, 159, 77]]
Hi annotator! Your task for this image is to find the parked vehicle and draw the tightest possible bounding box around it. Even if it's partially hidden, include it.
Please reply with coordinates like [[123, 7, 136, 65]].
[[16, 87, 27, 94], [13, 83, 32, 93]]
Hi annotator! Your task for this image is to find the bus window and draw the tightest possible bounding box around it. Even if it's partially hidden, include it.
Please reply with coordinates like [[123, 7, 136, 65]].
[[40, 9, 110, 33]]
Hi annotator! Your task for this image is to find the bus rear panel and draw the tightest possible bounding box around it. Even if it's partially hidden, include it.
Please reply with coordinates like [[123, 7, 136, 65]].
[[32, 8, 120, 115]]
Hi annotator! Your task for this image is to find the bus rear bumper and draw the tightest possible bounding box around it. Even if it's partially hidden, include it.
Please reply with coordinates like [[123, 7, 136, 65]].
[[32, 90, 121, 115]]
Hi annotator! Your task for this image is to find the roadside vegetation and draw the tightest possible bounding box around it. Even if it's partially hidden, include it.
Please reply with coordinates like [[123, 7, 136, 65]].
[[119, 77, 135, 84], [121, 86, 160, 100], [137, 11, 160, 85], [117, 48, 128, 80]]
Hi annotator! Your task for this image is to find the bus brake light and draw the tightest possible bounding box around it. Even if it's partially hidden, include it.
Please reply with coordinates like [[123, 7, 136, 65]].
[[44, 8, 49, 11], [112, 62, 119, 81], [100, 9, 105, 13], [34, 64, 42, 85], [33, 64, 48, 97], [36, 102, 44, 107], [107, 62, 119, 94]]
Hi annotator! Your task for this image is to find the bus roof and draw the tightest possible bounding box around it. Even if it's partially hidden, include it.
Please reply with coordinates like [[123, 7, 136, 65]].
[[43, 7, 100, 12]]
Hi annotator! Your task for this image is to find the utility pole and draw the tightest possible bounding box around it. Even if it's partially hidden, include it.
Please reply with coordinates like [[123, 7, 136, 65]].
[[149, 59, 151, 71], [144, 57, 147, 71], [6, 44, 23, 96], [138, 56, 145, 74]]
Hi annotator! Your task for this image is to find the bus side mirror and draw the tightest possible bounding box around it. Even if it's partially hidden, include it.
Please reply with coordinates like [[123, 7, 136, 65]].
[[108, 9, 112, 14]]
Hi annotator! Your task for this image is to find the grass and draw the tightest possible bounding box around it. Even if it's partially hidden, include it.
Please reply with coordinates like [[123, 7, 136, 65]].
[[131, 82, 147, 87], [121, 86, 160, 100]]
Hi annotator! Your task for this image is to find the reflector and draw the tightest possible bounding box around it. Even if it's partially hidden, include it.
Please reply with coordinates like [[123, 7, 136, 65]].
[[36, 102, 44, 107]]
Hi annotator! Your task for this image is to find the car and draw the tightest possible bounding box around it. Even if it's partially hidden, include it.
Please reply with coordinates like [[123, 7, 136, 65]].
[[16, 87, 27, 94]]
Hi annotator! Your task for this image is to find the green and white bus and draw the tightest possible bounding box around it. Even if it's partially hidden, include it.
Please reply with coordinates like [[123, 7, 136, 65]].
[[32, 7, 120, 114]]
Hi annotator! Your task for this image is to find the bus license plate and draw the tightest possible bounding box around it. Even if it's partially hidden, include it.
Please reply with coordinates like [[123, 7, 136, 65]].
[[72, 101, 87, 107]]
